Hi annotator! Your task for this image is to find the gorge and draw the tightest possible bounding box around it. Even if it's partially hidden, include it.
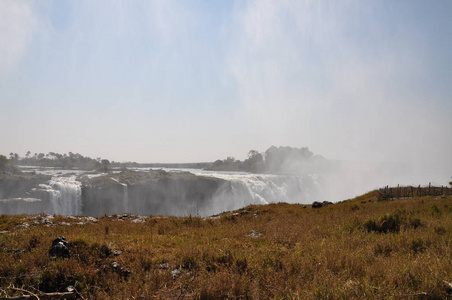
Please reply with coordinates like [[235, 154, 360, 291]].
[[0, 169, 322, 217]]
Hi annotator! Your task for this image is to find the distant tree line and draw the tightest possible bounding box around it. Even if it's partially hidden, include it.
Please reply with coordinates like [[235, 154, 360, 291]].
[[205, 146, 317, 174], [1, 151, 212, 173], [109, 162, 212, 169], [3, 151, 111, 172]]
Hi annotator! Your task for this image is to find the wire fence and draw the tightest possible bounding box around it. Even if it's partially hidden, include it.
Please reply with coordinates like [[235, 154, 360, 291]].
[[377, 183, 452, 201]]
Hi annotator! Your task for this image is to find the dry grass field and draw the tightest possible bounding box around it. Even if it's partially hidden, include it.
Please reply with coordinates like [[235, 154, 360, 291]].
[[0, 191, 451, 299]]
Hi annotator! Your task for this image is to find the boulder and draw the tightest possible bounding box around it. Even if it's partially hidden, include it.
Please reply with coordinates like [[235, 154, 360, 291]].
[[49, 237, 70, 259], [312, 201, 323, 208]]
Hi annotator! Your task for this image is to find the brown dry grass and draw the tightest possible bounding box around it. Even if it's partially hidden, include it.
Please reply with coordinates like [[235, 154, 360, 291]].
[[0, 193, 451, 299]]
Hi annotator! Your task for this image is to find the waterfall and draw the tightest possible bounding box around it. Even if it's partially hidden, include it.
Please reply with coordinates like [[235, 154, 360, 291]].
[[44, 175, 82, 215], [110, 178, 129, 213], [199, 172, 323, 216], [123, 184, 129, 212], [216, 173, 320, 203]]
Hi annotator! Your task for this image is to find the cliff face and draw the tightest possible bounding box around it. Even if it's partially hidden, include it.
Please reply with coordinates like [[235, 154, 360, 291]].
[[0, 174, 51, 199], [0, 174, 53, 214], [0, 170, 231, 216], [80, 170, 230, 216]]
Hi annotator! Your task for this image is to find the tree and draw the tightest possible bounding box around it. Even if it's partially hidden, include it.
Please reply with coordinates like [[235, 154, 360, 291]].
[[9, 153, 19, 163], [248, 150, 260, 159], [226, 156, 236, 163], [0, 155, 8, 172], [97, 159, 111, 172], [0, 155, 18, 173], [244, 150, 264, 173]]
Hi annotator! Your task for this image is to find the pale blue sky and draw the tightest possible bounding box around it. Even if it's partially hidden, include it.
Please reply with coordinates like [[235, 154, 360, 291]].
[[0, 0, 451, 178]]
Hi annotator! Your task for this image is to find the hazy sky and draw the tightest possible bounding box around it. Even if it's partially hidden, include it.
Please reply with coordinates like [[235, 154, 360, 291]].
[[1, 1, 451, 170]]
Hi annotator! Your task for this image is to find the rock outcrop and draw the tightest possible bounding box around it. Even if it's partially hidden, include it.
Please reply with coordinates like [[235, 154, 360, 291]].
[[0, 173, 51, 199], [80, 170, 229, 216], [0, 170, 230, 216], [0, 174, 53, 214], [49, 236, 70, 259]]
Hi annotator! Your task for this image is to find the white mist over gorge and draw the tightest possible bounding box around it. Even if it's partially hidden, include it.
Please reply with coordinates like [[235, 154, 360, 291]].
[[0, 1, 451, 216], [0, 146, 448, 217]]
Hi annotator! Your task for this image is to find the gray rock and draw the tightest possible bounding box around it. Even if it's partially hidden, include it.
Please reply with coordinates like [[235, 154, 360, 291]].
[[312, 201, 322, 208], [247, 230, 262, 238], [108, 261, 131, 279], [49, 236, 70, 259], [158, 262, 170, 269], [171, 267, 181, 278]]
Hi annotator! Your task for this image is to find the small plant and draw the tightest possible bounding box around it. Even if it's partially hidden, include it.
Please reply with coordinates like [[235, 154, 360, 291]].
[[408, 218, 422, 229], [27, 235, 40, 250], [374, 243, 392, 257], [363, 212, 401, 233], [410, 239, 426, 255], [350, 204, 360, 211], [181, 255, 197, 270], [434, 226, 447, 235], [430, 205, 442, 216], [363, 219, 378, 233], [183, 215, 203, 227], [157, 225, 165, 235], [216, 250, 234, 267], [235, 257, 248, 274]]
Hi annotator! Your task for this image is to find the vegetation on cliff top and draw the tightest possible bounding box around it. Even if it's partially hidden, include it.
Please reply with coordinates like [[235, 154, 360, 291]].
[[0, 193, 451, 299], [0, 155, 19, 174], [205, 146, 325, 174], [3, 151, 212, 172]]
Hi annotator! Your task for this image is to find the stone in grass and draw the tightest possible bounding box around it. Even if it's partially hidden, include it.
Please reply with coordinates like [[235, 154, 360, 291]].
[[444, 280, 452, 294], [171, 267, 181, 278], [49, 236, 70, 259], [109, 261, 131, 279], [312, 201, 323, 208], [247, 230, 262, 238]]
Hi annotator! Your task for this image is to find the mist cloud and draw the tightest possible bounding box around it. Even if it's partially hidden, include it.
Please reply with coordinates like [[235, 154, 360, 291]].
[[0, 0, 450, 182], [227, 1, 452, 183], [0, 0, 36, 73]]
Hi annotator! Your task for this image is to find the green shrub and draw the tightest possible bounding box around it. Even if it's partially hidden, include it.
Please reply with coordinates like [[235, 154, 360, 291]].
[[408, 218, 422, 229], [235, 257, 248, 274], [410, 239, 426, 255], [363, 212, 401, 233], [430, 205, 441, 215], [181, 255, 197, 270]]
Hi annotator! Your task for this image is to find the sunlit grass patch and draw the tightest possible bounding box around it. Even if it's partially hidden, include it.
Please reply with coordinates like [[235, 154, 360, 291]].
[[0, 194, 451, 299]]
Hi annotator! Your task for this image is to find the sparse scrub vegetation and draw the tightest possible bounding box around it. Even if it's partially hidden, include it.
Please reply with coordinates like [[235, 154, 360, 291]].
[[0, 195, 451, 299]]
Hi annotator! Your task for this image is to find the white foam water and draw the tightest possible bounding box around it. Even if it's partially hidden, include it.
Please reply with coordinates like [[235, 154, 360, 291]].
[[110, 178, 129, 212], [194, 172, 323, 216], [44, 175, 82, 215]]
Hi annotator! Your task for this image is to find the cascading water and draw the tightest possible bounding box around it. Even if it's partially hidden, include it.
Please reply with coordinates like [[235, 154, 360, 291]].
[[196, 172, 323, 215], [110, 178, 129, 212], [213, 173, 320, 202], [40, 175, 82, 215]]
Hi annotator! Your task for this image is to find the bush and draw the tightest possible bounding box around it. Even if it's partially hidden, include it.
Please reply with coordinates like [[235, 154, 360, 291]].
[[181, 255, 197, 270], [235, 257, 248, 274], [410, 239, 426, 255], [363, 213, 401, 233]]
